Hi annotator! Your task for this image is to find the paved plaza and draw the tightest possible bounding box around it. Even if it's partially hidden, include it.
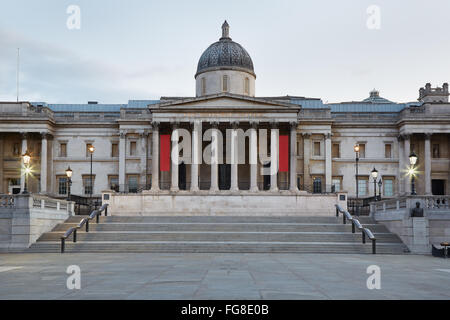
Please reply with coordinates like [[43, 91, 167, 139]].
[[0, 253, 449, 300]]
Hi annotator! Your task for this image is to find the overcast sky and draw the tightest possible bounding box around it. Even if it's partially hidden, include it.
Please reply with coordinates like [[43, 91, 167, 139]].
[[0, 0, 449, 104]]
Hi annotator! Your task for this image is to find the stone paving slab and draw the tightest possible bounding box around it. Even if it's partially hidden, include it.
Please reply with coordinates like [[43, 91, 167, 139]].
[[0, 252, 449, 300]]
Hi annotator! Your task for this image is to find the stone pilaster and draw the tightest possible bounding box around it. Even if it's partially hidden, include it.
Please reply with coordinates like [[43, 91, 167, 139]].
[[119, 130, 126, 192], [302, 133, 311, 191], [325, 133, 332, 192], [270, 121, 279, 192], [151, 122, 160, 191], [20, 132, 28, 193], [397, 135, 404, 196], [40, 133, 48, 193], [230, 121, 239, 192], [249, 121, 258, 192], [190, 120, 201, 192], [210, 122, 219, 192], [403, 134, 411, 195], [289, 122, 298, 191], [170, 122, 179, 192], [139, 131, 149, 187], [424, 133, 432, 195]]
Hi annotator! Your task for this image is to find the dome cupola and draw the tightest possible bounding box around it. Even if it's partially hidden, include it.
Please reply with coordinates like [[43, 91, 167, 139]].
[[195, 21, 256, 97]]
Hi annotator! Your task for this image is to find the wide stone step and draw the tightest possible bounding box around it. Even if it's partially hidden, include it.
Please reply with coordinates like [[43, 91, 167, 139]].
[[99, 215, 375, 224], [29, 241, 407, 254], [51, 222, 389, 233], [38, 230, 402, 243]]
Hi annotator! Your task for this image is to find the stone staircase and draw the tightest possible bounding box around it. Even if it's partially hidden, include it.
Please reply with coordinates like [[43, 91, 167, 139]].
[[28, 215, 409, 254]]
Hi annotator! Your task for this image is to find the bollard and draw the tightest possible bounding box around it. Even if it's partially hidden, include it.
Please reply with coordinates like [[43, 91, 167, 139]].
[[105, 206, 108, 216], [73, 229, 77, 243], [96, 213, 99, 223], [372, 239, 376, 254], [362, 231, 366, 244], [86, 219, 89, 232], [61, 238, 65, 253], [352, 222, 355, 233]]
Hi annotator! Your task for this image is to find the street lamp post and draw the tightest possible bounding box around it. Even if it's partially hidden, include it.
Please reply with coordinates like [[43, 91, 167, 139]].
[[65, 166, 73, 201], [409, 152, 418, 195], [88, 145, 95, 206], [371, 167, 379, 199], [22, 150, 31, 194]]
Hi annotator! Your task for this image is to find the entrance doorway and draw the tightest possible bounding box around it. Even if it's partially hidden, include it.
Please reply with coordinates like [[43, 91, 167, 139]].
[[432, 179, 445, 195], [263, 162, 270, 190]]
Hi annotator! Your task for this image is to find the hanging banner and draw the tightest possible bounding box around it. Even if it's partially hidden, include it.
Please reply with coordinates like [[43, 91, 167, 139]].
[[160, 134, 171, 172], [279, 135, 289, 172]]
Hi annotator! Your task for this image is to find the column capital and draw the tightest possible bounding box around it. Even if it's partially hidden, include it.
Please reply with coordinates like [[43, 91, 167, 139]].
[[40, 132, 52, 140], [289, 120, 298, 128], [249, 120, 259, 129], [325, 133, 332, 140], [424, 132, 432, 139], [401, 133, 411, 140], [170, 120, 180, 128], [269, 120, 279, 128], [20, 132, 28, 139], [151, 121, 160, 130], [138, 130, 149, 138], [397, 135, 404, 142], [209, 121, 219, 128], [302, 132, 311, 139], [231, 121, 239, 129], [119, 130, 127, 139]]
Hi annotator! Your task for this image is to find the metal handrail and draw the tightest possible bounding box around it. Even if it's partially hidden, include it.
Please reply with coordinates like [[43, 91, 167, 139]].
[[60, 204, 108, 253], [335, 204, 377, 254]]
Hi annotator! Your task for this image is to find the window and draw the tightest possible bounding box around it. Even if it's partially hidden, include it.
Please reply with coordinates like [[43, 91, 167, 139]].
[[111, 143, 119, 157], [432, 144, 440, 158], [83, 175, 95, 195], [383, 178, 394, 197], [313, 142, 321, 156], [384, 144, 392, 158], [108, 175, 119, 192], [222, 75, 228, 92], [130, 141, 137, 156], [358, 144, 366, 158], [127, 175, 139, 193], [201, 78, 206, 95], [358, 178, 367, 196], [13, 143, 20, 156], [60, 143, 67, 157], [244, 78, 249, 94], [313, 177, 322, 193], [332, 177, 342, 192], [332, 143, 340, 158], [58, 177, 67, 195]]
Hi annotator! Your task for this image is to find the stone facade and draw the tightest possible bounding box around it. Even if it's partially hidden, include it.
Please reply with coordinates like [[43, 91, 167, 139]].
[[0, 23, 449, 202]]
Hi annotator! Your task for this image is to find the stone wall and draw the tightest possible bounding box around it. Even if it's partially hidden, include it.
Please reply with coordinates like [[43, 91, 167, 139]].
[[102, 191, 347, 216]]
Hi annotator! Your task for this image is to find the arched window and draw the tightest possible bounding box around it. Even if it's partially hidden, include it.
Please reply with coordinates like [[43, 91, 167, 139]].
[[244, 77, 249, 94], [201, 78, 206, 95], [222, 75, 228, 92]]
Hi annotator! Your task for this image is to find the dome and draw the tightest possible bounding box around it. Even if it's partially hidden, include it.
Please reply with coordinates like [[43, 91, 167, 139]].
[[195, 21, 255, 78]]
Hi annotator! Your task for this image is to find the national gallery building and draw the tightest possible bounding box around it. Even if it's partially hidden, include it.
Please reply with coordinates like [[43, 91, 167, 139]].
[[1, 22, 449, 203]]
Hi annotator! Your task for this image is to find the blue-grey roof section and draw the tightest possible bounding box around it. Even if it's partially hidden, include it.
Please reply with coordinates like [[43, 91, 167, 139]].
[[290, 99, 325, 109], [31, 100, 161, 112]]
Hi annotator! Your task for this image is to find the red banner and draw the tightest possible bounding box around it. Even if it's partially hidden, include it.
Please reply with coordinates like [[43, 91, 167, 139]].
[[279, 135, 289, 172], [160, 134, 171, 172]]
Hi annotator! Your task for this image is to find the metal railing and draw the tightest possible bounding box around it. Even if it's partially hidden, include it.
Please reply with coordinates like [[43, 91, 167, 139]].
[[60, 204, 108, 253], [335, 204, 376, 254]]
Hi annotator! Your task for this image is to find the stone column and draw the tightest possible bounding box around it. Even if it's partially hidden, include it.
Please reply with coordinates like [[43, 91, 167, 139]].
[[20, 132, 28, 192], [230, 121, 239, 192], [170, 122, 179, 192], [119, 131, 126, 192], [302, 133, 311, 191], [139, 131, 149, 188], [151, 122, 160, 191], [325, 133, 332, 192], [397, 135, 404, 196], [424, 133, 432, 195], [289, 122, 298, 191], [210, 122, 219, 192], [40, 133, 48, 193], [249, 121, 258, 192], [404, 134, 411, 195], [270, 123, 279, 192], [190, 121, 200, 192]]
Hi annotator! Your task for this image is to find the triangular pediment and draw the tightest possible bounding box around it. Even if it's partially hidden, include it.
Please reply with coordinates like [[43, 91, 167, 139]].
[[149, 93, 301, 112]]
